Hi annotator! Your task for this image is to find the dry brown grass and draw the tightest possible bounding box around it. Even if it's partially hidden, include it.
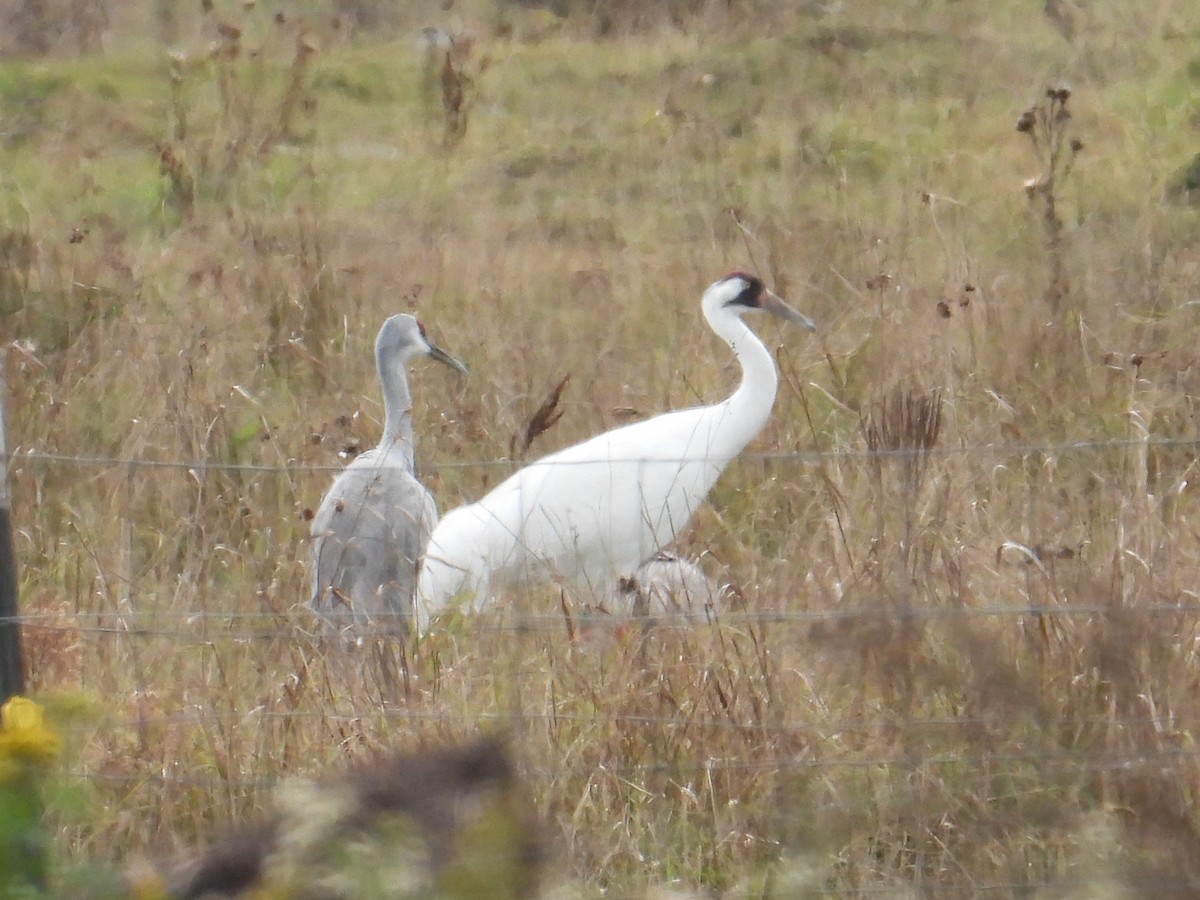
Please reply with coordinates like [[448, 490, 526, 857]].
[[4, 0, 1200, 896]]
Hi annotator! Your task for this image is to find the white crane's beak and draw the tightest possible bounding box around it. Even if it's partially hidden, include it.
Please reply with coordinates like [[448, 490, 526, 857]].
[[761, 289, 817, 332], [429, 342, 469, 375]]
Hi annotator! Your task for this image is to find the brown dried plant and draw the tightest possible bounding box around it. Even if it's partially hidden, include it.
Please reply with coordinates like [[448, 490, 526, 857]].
[[417, 26, 480, 146], [1016, 84, 1085, 320], [159, 6, 318, 205], [511, 374, 571, 460], [862, 386, 943, 575], [273, 27, 320, 152]]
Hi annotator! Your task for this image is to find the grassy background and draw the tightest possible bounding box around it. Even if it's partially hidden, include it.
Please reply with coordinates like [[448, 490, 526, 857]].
[[5, 0, 1200, 895]]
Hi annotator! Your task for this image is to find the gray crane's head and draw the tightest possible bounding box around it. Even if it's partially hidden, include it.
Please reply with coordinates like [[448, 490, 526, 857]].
[[704, 272, 818, 332], [376, 314, 469, 374]]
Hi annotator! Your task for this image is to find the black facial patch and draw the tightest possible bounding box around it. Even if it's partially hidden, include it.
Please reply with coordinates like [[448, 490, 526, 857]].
[[724, 273, 764, 309]]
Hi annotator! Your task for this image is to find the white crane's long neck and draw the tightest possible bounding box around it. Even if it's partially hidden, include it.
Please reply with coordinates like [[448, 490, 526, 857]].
[[378, 350, 417, 470], [713, 315, 779, 455]]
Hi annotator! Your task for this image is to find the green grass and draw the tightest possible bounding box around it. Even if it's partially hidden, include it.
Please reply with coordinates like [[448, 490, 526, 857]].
[[5, 0, 1200, 896]]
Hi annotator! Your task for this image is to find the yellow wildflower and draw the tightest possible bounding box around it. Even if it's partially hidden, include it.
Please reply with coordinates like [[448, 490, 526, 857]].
[[125, 866, 170, 900], [0, 697, 61, 772]]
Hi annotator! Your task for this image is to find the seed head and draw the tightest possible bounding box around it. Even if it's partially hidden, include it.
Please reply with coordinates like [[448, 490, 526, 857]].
[[1016, 109, 1036, 133]]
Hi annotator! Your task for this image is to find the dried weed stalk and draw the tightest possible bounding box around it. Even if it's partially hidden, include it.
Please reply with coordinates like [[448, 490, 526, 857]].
[[274, 28, 320, 150], [420, 28, 481, 146], [863, 386, 943, 573], [1017, 84, 1084, 319], [863, 387, 943, 496], [158, 8, 338, 354], [511, 374, 570, 459], [0, 207, 34, 321], [159, 7, 319, 211]]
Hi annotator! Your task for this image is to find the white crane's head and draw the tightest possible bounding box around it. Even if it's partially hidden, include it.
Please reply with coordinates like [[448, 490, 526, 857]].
[[376, 313, 469, 374], [704, 272, 818, 332]]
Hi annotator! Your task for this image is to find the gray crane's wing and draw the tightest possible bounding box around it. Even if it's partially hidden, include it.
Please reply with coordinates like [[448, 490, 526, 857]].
[[310, 454, 439, 634]]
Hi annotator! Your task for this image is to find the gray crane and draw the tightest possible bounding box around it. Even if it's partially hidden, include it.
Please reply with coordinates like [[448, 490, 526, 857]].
[[310, 314, 467, 638]]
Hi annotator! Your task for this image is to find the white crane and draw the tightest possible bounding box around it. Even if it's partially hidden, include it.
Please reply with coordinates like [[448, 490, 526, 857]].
[[310, 314, 467, 638], [415, 272, 815, 633]]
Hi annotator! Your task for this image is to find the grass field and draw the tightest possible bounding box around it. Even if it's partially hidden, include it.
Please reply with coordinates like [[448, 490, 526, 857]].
[[5, 0, 1200, 895]]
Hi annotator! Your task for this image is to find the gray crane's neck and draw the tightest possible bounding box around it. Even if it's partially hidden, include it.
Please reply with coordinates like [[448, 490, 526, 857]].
[[378, 349, 417, 470]]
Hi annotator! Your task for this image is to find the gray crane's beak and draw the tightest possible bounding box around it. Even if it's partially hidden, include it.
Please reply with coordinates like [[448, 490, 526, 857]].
[[761, 289, 818, 332], [429, 342, 469, 375]]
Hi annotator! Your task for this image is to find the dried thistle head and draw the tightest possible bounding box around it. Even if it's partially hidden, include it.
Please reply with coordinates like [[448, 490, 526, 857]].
[[1016, 85, 1083, 194], [1017, 86, 1077, 143], [1047, 83, 1072, 102]]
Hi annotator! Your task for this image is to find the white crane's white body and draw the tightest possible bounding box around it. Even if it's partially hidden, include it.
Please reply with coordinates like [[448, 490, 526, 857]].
[[421, 399, 744, 601], [416, 273, 815, 634]]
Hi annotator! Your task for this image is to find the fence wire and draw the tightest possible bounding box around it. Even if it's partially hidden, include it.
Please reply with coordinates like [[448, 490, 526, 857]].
[[11, 434, 1200, 472], [8, 438, 1200, 896]]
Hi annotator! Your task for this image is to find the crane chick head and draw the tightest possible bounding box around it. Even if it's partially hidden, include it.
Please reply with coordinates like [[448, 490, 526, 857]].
[[376, 313, 469, 374], [705, 272, 818, 332]]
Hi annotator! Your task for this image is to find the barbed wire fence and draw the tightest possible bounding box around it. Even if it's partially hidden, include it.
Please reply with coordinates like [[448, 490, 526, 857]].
[[4, 431, 1200, 893], [6, 430, 1200, 699]]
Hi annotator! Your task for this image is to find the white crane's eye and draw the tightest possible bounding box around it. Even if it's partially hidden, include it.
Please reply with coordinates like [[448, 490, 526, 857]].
[[726, 274, 763, 308]]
